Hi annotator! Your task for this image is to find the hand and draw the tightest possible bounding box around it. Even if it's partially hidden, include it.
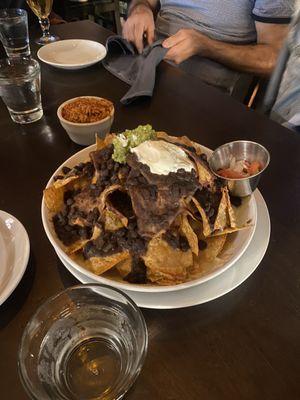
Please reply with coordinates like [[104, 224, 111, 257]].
[[163, 29, 211, 64], [123, 4, 155, 54]]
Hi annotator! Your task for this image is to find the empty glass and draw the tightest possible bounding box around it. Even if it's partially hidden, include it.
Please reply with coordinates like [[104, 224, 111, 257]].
[[0, 58, 43, 124], [0, 9, 30, 58], [18, 284, 148, 400]]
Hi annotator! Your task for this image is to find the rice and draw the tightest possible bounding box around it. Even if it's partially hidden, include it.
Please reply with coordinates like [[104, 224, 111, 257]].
[[61, 97, 113, 123]]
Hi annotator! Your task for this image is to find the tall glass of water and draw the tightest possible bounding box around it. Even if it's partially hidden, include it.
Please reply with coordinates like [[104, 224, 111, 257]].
[[26, 0, 60, 45], [0, 9, 30, 58], [0, 58, 43, 124]]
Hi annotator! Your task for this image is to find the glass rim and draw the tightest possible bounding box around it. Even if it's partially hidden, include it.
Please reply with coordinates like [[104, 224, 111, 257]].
[[18, 283, 148, 400], [0, 58, 40, 83], [0, 8, 28, 19]]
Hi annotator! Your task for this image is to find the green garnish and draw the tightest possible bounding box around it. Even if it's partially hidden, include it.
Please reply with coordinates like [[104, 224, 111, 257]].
[[112, 125, 156, 163]]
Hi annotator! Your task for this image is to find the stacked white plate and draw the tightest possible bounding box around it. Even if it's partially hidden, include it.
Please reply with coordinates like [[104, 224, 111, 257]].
[[0, 211, 30, 306], [42, 145, 270, 309]]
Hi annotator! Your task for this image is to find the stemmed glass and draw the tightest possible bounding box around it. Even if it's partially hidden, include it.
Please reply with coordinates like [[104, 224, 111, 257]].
[[26, 0, 60, 45]]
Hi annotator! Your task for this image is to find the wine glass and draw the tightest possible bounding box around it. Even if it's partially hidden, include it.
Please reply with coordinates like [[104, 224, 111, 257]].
[[26, 0, 60, 45]]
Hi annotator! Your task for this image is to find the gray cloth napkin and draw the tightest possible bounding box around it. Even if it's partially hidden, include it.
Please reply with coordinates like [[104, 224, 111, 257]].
[[102, 35, 168, 104]]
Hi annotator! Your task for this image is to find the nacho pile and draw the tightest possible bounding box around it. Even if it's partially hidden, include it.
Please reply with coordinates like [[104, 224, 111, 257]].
[[44, 125, 248, 286]]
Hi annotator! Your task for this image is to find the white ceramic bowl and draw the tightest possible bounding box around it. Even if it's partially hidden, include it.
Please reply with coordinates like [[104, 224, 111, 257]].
[[37, 39, 107, 70], [41, 144, 257, 293], [57, 96, 114, 146]]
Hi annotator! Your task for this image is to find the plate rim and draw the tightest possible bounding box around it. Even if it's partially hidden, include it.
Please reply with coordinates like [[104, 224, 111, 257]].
[[0, 210, 30, 306], [37, 39, 107, 68], [41, 143, 257, 293], [58, 190, 270, 309]]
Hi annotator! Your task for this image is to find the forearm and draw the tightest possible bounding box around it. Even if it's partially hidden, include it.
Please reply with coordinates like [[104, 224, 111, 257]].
[[202, 38, 279, 76], [128, 0, 157, 15]]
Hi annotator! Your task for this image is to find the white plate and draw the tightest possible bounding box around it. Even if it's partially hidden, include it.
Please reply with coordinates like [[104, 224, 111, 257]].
[[58, 190, 270, 309], [37, 39, 107, 70], [42, 144, 256, 293], [0, 211, 30, 306]]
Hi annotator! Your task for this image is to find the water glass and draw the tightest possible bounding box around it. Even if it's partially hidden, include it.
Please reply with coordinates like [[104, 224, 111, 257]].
[[0, 58, 43, 124], [18, 284, 148, 400], [0, 9, 30, 58]]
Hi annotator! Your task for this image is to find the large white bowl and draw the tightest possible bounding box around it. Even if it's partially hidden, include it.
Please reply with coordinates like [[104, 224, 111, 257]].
[[41, 144, 257, 293], [37, 39, 107, 70]]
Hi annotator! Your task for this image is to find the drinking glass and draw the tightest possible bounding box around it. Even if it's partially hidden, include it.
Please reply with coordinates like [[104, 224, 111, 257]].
[[0, 58, 43, 124], [18, 284, 148, 400], [26, 0, 60, 45], [0, 9, 30, 58]]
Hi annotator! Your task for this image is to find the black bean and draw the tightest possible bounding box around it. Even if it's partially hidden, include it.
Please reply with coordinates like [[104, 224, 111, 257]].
[[230, 195, 242, 208], [110, 176, 119, 184], [200, 153, 207, 162], [95, 237, 104, 249], [102, 243, 112, 253], [179, 236, 190, 251], [207, 208, 215, 218], [66, 198, 74, 206], [65, 225, 73, 232], [107, 159, 114, 170], [79, 228, 88, 239], [54, 175, 63, 181], [62, 166, 71, 175], [101, 170, 109, 179], [114, 163, 120, 172], [129, 230, 138, 239], [199, 240, 207, 250]]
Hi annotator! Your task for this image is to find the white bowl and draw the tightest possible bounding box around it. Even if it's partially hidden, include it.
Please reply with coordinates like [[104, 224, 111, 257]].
[[37, 39, 107, 70], [41, 144, 257, 293], [57, 96, 114, 146]]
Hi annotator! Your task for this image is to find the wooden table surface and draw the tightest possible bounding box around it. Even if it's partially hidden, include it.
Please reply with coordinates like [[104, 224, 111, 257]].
[[1, 20, 300, 400]]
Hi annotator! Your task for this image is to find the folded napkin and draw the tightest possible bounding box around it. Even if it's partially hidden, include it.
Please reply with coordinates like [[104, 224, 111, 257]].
[[102, 35, 168, 105]]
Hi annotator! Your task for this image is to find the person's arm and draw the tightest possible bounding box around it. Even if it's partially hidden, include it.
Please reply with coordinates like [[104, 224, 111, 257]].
[[123, 0, 158, 53], [163, 22, 289, 76]]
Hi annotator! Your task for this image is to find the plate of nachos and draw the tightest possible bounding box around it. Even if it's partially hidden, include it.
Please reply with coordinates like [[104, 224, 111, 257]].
[[42, 125, 256, 292]]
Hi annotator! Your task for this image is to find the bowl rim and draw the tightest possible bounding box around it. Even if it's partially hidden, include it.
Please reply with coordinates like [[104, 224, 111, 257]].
[[57, 96, 114, 127], [18, 283, 148, 400], [209, 140, 270, 181]]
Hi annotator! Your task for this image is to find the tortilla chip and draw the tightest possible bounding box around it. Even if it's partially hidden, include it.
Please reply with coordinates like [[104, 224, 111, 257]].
[[143, 236, 193, 285], [96, 133, 115, 151], [185, 149, 215, 187], [115, 256, 132, 278], [66, 225, 101, 255], [224, 188, 237, 229], [69, 216, 85, 227], [210, 225, 251, 236], [189, 235, 227, 278], [89, 251, 130, 275], [53, 175, 78, 189], [213, 188, 228, 232], [180, 214, 199, 256], [156, 131, 202, 155], [191, 197, 211, 237], [44, 186, 65, 214], [99, 184, 123, 213], [103, 209, 126, 231]]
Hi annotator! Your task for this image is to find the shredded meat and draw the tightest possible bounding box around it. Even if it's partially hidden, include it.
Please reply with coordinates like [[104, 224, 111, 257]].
[[62, 98, 113, 123]]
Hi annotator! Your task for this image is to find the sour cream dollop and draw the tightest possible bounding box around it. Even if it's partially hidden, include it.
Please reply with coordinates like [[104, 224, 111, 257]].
[[131, 140, 195, 175]]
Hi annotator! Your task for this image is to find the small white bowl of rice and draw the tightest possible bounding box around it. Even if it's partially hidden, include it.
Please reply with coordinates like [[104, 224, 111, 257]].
[[57, 96, 114, 146]]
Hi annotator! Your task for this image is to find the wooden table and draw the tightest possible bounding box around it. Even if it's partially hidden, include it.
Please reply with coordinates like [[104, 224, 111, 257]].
[[1, 20, 300, 400]]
